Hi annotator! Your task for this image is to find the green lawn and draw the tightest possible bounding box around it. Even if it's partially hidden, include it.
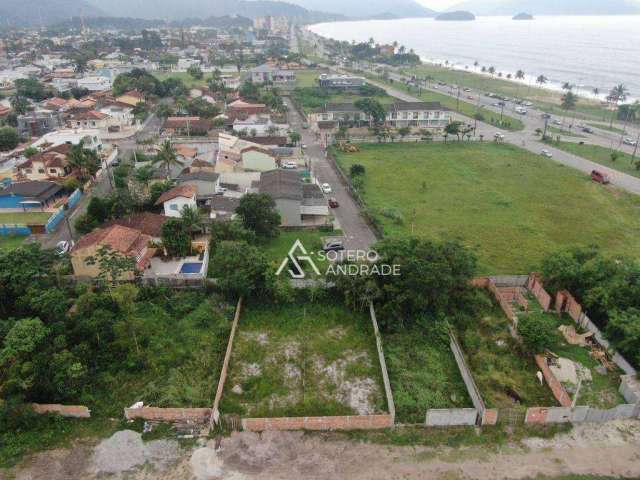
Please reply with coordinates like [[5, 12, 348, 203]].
[[586, 122, 628, 135], [547, 126, 585, 138], [401, 64, 615, 122], [152, 71, 240, 88], [458, 298, 557, 409], [384, 329, 471, 423], [262, 228, 339, 274], [544, 140, 639, 177], [295, 69, 322, 88], [0, 211, 52, 225], [362, 72, 525, 132], [334, 142, 640, 274], [0, 235, 25, 251], [222, 299, 386, 418]]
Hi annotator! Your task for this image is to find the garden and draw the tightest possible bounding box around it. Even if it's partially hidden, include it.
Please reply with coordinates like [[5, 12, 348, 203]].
[[333, 142, 640, 273], [221, 299, 387, 418]]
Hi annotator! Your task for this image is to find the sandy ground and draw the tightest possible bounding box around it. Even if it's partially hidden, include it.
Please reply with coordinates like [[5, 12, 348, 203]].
[[5, 420, 640, 480]]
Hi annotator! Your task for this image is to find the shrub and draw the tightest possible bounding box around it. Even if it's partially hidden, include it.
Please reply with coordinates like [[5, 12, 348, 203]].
[[350, 163, 366, 177], [518, 314, 556, 353]]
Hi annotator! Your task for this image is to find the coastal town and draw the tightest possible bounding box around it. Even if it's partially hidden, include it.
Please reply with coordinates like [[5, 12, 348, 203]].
[[1, 5, 640, 480]]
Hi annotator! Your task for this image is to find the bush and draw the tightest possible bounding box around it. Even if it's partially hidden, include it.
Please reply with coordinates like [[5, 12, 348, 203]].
[[350, 163, 366, 177], [517, 314, 556, 353]]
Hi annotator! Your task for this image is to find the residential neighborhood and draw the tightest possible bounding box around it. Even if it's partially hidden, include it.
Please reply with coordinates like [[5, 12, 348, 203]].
[[1, 4, 640, 480]]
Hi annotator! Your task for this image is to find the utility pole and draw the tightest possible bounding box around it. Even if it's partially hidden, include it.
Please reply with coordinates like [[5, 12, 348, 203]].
[[542, 116, 549, 140], [631, 130, 640, 164]]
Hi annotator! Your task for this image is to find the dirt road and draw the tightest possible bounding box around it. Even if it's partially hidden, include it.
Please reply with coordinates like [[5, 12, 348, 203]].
[[7, 420, 640, 480]]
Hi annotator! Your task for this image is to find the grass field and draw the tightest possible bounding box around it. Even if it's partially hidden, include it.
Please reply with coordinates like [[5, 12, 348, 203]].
[[586, 122, 628, 135], [458, 297, 557, 409], [0, 235, 25, 251], [222, 300, 386, 418], [544, 140, 639, 178], [401, 64, 616, 122], [262, 228, 341, 274], [384, 329, 471, 423], [334, 142, 640, 274], [546, 126, 585, 138], [295, 69, 322, 88], [0, 211, 52, 225], [362, 72, 525, 132], [152, 71, 238, 89]]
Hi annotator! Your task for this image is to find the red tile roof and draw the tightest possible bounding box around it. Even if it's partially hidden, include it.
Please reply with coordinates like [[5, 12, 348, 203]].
[[73, 224, 151, 258], [106, 212, 169, 238], [154, 184, 197, 205]]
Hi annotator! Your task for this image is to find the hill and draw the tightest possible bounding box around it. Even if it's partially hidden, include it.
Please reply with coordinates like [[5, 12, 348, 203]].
[[449, 0, 640, 15], [435, 10, 476, 20], [512, 12, 533, 19], [0, 0, 104, 27], [87, 0, 342, 21], [286, 0, 437, 19]]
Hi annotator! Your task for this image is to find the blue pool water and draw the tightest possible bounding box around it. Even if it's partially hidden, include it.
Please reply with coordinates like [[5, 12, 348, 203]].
[[180, 262, 203, 274]]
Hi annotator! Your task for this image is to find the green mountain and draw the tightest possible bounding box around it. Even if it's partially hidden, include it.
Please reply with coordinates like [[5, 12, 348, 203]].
[[288, 0, 437, 18], [450, 0, 640, 15], [0, 0, 104, 27]]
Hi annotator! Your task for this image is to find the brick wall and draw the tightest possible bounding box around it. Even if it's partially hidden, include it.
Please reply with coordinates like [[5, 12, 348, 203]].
[[31, 403, 90, 418], [527, 273, 552, 311], [124, 407, 211, 422], [534, 355, 572, 407], [487, 281, 517, 325], [242, 414, 393, 431], [555, 290, 582, 321]]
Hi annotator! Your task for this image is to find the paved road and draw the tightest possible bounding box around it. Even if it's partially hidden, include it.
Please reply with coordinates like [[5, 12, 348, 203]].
[[284, 97, 378, 251], [360, 73, 640, 195]]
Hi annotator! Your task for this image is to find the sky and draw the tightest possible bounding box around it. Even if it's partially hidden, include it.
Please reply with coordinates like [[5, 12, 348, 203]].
[[417, 0, 464, 8]]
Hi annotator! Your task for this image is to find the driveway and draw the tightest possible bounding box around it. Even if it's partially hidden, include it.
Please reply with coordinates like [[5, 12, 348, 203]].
[[284, 97, 378, 252]]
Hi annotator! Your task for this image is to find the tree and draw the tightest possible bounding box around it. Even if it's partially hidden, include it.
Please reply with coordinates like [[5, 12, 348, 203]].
[[10, 95, 30, 115], [236, 193, 281, 239], [85, 245, 137, 291], [111, 284, 142, 355], [210, 241, 269, 298], [397, 126, 410, 140], [518, 314, 556, 353], [350, 164, 366, 177], [67, 140, 100, 181], [153, 140, 184, 179], [0, 127, 20, 151], [607, 84, 629, 127], [515, 70, 525, 80], [209, 220, 256, 254], [444, 121, 464, 141], [354, 98, 386, 127], [536, 75, 548, 86], [180, 205, 203, 238], [289, 131, 301, 145], [606, 309, 640, 366], [239, 81, 260, 102], [560, 91, 578, 129], [154, 103, 174, 119], [161, 219, 191, 257], [14, 78, 49, 101]]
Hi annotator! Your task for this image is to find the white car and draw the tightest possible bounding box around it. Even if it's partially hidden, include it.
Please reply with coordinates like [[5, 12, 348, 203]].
[[301, 144, 308, 150], [541, 149, 553, 158], [321, 183, 332, 194], [623, 137, 638, 146], [494, 133, 505, 140], [282, 161, 298, 169], [215, 186, 227, 194], [515, 107, 527, 115]]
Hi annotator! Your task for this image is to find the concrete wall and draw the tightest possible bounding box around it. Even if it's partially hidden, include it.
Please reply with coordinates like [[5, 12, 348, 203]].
[[448, 332, 485, 425], [31, 403, 90, 418], [369, 303, 395, 422], [425, 409, 478, 426], [526, 404, 640, 424], [620, 375, 640, 404], [275, 198, 301, 227], [242, 414, 393, 431]]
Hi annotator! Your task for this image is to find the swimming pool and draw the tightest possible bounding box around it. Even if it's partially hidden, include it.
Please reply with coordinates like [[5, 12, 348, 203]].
[[180, 262, 203, 274]]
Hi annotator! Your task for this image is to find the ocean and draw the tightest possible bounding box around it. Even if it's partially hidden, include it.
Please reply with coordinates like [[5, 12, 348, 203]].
[[309, 16, 640, 99]]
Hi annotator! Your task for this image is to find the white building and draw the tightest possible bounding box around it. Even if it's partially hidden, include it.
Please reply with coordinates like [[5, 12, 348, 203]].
[[155, 184, 198, 218], [76, 75, 112, 92], [32, 128, 103, 151]]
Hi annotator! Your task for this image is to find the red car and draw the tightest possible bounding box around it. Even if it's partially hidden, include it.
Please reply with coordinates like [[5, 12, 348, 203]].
[[328, 197, 339, 208], [591, 170, 610, 184]]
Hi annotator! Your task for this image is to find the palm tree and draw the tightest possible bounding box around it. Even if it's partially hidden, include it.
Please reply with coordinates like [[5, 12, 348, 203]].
[[515, 70, 525, 80], [562, 82, 573, 92], [607, 84, 629, 128], [536, 75, 548, 86], [68, 141, 99, 181], [561, 91, 578, 131], [592, 87, 600, 99], [153, 140, 183, 179], [488, 66, 496, 76], [180, 205, 203, 236]]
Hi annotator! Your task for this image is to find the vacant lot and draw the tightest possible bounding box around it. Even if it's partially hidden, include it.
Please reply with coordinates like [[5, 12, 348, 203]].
[[262, 228, 335, 272], [0, 235, 25, 251], [0, 211, 52, 225], [334, 142, 640, 273], [384, 329, 471, 423], [223, 301, 385, 418], [458, 295, 557, 409], [544, 140, 638, 178]]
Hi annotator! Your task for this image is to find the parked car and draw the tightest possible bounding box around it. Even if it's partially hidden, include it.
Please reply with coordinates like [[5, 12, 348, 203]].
[[321, 183, 332, 194], [523, 101, 533, 107], [282, 161, 297, 169], [582, 126, 594, 134], [541, 113, 552, 119], [302, 122, 309, 129], [552, 119, 563, 126], [215, 186, 227, 194], [301, 144, 307, 150], [515, 107, 527, 115], [623, 137, 638, 146], [328, 197, 339, 208], [467, 95, 475, 100], [55, 240, 74, 256], [494, 132, 505, 140], [323, 240, 345, 252], [591, 170, 610, 184], [463, 87, 472, 92], [541, 149, 553, 158]]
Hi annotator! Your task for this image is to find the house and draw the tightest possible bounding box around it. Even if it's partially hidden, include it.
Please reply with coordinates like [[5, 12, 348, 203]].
[[116, 90, 145, 107], [17, 108, 64, 137], [155, 184, 197, 218], [240, 146, 279, 172], [232, 117, 289, 137], [308, 102, 451, 131], [66, 110, 111, 130], [259, 169, 329, 227], [226, 99, 267, 118], [17, 144, 72, 180], [76, 75, 112, 92], [105, 212, 169, 242], [215, 133, 280, 173], [163, 117, 212, 136], [209, 196, 240, 220], [248, 64, 296, 86], [98, 102, 135, 128], [0, 180, 64, 209], [318, 74, 366, 90], [32, 129, 102, 151], [71, 224, 155, 279], [176, 170, 221, 200]]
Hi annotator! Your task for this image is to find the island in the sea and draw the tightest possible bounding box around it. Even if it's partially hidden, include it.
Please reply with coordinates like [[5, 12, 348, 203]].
[[513, 12, 534, 20], [435, 10, 476, 21]]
